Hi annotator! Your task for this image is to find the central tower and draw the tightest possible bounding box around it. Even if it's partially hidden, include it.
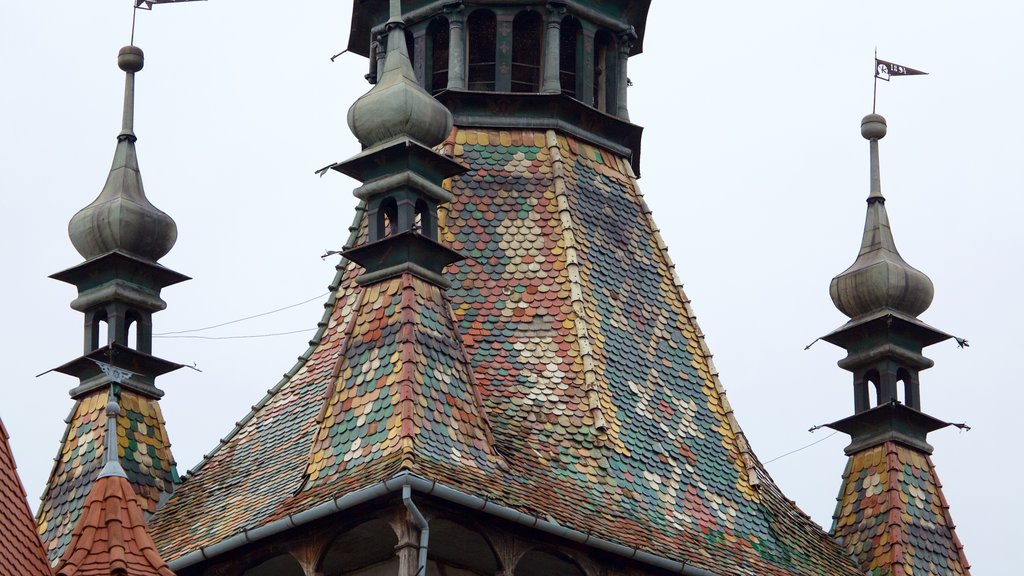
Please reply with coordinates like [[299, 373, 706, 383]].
[[348, 0, 648, 172]]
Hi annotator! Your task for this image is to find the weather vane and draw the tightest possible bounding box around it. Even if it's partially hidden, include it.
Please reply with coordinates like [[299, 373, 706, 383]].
[[872, 48, 928, 113], [129, 0, 206, 45]]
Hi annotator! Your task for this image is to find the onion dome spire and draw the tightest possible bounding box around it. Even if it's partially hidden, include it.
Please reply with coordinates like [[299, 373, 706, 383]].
[[68, 45, 178, 263], [829, 114, 934, 319], [346, 0, 453, 149]]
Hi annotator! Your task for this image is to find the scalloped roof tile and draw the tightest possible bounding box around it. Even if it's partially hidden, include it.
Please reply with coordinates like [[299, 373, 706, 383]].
[[832, 441, 970, 576], [54, 474, 174, 576], [150, 128, 863, 576]]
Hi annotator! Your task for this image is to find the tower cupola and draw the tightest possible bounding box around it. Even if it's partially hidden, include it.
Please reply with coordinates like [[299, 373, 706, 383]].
[[829, 114, 934, 319], [336, 0, 467, 287], [821, 113, 954, 451], [346, 0, 650, 174], [39, 45, 186, 564], [68, 46, 178, 263]]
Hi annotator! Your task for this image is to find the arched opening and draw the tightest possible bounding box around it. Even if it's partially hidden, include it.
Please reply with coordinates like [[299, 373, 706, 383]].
[[897, 367, 919, 409], [427, 17, 450, 94], [375, 197, 398, 240], [866, 369, 880, 408], [428, 519, 500, 575], [96, 312, 109, 350], [511, 10, 542, 92], [593, 30, 616, 112], [125, 311, 140, 350], [319, 518, 398, 575], [514, 549, 585, 576], [415, 199, 432, 237], [559, 16, 582, 98], [467, 10, 496, 91], [242, 554, 304, 576]]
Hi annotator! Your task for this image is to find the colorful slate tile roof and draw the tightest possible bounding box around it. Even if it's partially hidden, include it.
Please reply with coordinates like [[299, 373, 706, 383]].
[[54, 474, 175, 576], [832, 441, 970, 576], [304, 273, 501, 488], [149, 128, 862, 576], [0, 417, 53, 576], [38, 389, 178, 564]]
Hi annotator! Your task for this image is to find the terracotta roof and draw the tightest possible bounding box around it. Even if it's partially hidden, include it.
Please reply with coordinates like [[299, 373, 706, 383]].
[[832, 441, 970, 575], [38, 389, 178, 563], [54, 473, 174, 576], [151, 128, 862, 575], [0, 417, 53, 576]]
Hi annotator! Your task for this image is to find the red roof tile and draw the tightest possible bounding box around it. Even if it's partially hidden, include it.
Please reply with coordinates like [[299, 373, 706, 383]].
[[54, 474, 174, 576], [0, 417, 53, 576]]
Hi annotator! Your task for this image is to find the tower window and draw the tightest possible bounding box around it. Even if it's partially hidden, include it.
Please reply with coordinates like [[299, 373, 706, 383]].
[[559, 16, 582, 98], [511, 10, 542, 93], [427, 17, 449, 94], [467, 10, 497, 91], [593, 30, 617, 112]]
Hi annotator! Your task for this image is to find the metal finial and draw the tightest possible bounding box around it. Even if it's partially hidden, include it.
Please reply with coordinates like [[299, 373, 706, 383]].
[[388, 0, 402, 25], [861, 114, 886, 201], [98, 386, 127, 479], [117, 46, 144, 140]]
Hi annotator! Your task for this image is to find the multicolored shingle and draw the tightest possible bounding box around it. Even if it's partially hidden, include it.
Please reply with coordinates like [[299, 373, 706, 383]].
[[0, 417, 52, 576], [150, 128, 862, 575], [832, 441, 970, 576], [38, 389, 177, 564]]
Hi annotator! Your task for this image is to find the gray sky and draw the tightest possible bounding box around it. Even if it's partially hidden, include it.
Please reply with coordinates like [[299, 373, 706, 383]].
[[2, 1, 1019, 573]]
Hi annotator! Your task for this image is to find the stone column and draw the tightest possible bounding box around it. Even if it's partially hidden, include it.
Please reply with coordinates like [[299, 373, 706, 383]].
[[446, 3, 467, 90], [413, 29, 427, 86], [541, 3, 566, 93], [616, 29, 635, 120]]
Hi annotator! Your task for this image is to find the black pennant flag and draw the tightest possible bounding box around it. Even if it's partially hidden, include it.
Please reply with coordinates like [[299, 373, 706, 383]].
[[135, 0, 206, 9], [875, 58, 928, 81]]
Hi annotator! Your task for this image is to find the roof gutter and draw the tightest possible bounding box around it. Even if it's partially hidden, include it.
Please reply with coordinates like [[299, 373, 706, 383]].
[[166, 472, 720, 576]]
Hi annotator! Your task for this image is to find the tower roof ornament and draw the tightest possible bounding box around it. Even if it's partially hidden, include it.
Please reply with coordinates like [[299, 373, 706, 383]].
[[68, 45, 178, 263], [829, 114, 934, 319], [346, 0, 453, 149]]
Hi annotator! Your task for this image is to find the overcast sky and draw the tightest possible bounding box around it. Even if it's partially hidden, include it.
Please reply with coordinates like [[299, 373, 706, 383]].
[[1, 1, 1020, 573]]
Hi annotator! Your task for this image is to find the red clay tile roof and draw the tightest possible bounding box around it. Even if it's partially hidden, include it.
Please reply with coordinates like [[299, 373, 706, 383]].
[[54, 474, 174, 576], [832, 441, 970, 576], [150, 128, 863, 575], [0, 417, 53, 576], [37, 389, 178, 564]]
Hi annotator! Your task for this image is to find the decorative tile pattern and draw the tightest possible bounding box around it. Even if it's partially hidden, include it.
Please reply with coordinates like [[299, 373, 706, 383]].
[[38, 388, 177, 564], [305, 274, 500, 487], [150, 128, 862, 575], [0, 418, 52, 576], [55, 474, 174, 576], [832, 442, 970, 576]]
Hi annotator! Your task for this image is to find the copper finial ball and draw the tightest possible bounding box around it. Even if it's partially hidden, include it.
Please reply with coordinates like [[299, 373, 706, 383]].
[[861, 113, 887, 140], [118, 45, 145, 73]]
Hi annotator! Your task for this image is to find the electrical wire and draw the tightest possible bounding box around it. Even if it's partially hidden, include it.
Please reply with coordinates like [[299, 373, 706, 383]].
[[763, 431, 839, 465], [154, 329, 315, 341], [154, 292, 329, 336]]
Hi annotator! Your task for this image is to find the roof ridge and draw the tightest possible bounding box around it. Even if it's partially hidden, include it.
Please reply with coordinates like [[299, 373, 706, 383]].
[[545, 129, 608, 434], [623, 160, 764, 495], [179, 202, 367, 481]]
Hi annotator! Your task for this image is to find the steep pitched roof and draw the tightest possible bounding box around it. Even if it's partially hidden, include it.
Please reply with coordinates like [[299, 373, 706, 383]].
[[303, 272, 502, 490], [832, 441, 970, 576], [0, 417, 53, 576], [151, 128, 862, 575], [54, 474, 174, 576], [38, 389, 178, 563]]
